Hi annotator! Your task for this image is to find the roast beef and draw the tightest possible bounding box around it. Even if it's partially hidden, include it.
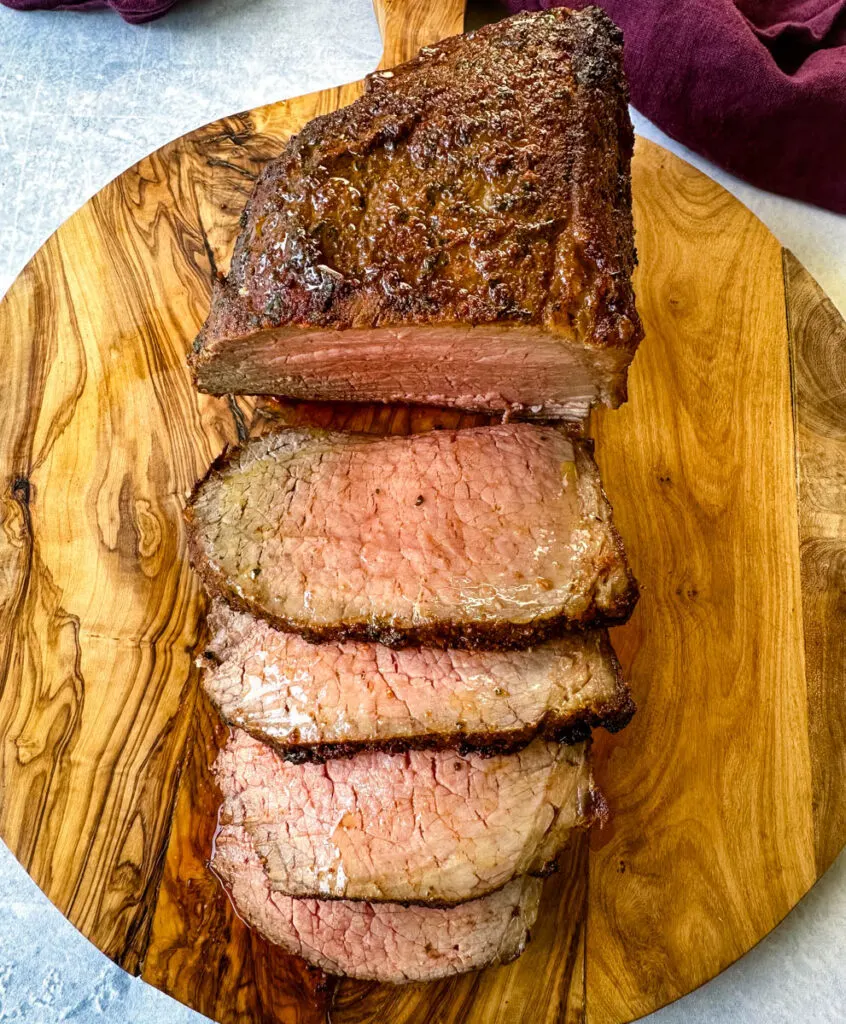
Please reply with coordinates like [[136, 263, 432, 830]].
[[214, 729, 601, 905], [190, 8, 642, 423], [213, 825, 542, 983], [203, 599, 634, 759], [186, 424, 637, 649]]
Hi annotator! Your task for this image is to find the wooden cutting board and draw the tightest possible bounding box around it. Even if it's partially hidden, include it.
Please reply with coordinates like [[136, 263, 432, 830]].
[[0, 1, 844, 1021]]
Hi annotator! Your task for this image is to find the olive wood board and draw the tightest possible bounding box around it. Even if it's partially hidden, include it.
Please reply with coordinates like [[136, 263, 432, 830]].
[[0, 0, 844, 1022]]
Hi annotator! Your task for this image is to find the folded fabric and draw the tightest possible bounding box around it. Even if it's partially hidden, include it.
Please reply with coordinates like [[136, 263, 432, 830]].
[[503, 0, 846, 214], [1, 0, 175, 24]]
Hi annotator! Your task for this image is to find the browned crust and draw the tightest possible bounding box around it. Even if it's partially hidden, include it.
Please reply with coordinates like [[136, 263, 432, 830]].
[[184, 433, 638, 651], [210, 695, 634, 765], [202, 636, 634, 765], [191, 7, 642, 405]]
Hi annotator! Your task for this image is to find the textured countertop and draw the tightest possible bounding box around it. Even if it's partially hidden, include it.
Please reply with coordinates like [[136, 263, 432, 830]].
[[1, 1, 845, 1021]]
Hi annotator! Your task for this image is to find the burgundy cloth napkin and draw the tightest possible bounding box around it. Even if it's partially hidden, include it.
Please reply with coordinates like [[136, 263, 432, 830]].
[[1, 0, 174, 24], [503, 0, 846, 214]]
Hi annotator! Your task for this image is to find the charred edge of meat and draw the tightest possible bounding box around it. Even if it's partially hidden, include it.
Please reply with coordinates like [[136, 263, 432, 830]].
[[205, 670, 634, 765], [185, 520, 639, 652], [187, 551, 637, 650]]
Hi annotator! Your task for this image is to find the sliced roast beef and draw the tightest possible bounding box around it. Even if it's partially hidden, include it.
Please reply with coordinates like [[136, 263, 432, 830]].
[[213, 825, 542, 983], [203, 599, 634, 760], [214, 729, 601, 905], [186, 424, 637, 649], [190, 8, 642, 423]]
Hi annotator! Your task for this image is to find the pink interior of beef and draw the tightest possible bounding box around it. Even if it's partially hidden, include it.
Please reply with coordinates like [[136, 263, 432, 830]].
[[214, 729, 594, 903], [194, 424, 616, 631], [205, 600, 620, 749], [196, 323, 629, 419], [212, 824, 542, 983]]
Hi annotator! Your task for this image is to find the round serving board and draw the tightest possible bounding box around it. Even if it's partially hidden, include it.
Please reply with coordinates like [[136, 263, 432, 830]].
[[0, 2, 844, 1022]]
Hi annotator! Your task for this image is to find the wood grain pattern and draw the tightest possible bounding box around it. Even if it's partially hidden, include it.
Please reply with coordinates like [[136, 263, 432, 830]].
[[0, 1, 844, 1023], [586, 140, 818, 1024], [375, 0, 465, 68], [784, 251, 846, 877], [0, 207, 215, 971], [142, 687, 327, 1024]]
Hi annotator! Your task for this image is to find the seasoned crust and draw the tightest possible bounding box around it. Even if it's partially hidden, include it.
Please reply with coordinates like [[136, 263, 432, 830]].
[[192, 7, 642, 402], [201, 632, 635, 765], [184, 427, 639, 651], [209, 694, 635, 765]]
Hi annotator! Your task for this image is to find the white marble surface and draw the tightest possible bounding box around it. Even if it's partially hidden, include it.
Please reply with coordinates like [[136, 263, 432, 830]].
[[0, 1, 844, 1021]]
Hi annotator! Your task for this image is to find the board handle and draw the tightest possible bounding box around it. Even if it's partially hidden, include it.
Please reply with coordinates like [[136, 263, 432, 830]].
[[373, 0, 467, 69]]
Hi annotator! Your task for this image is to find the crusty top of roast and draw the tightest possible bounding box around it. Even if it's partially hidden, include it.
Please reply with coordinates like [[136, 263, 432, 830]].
[[195, 7, 641, 356]]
